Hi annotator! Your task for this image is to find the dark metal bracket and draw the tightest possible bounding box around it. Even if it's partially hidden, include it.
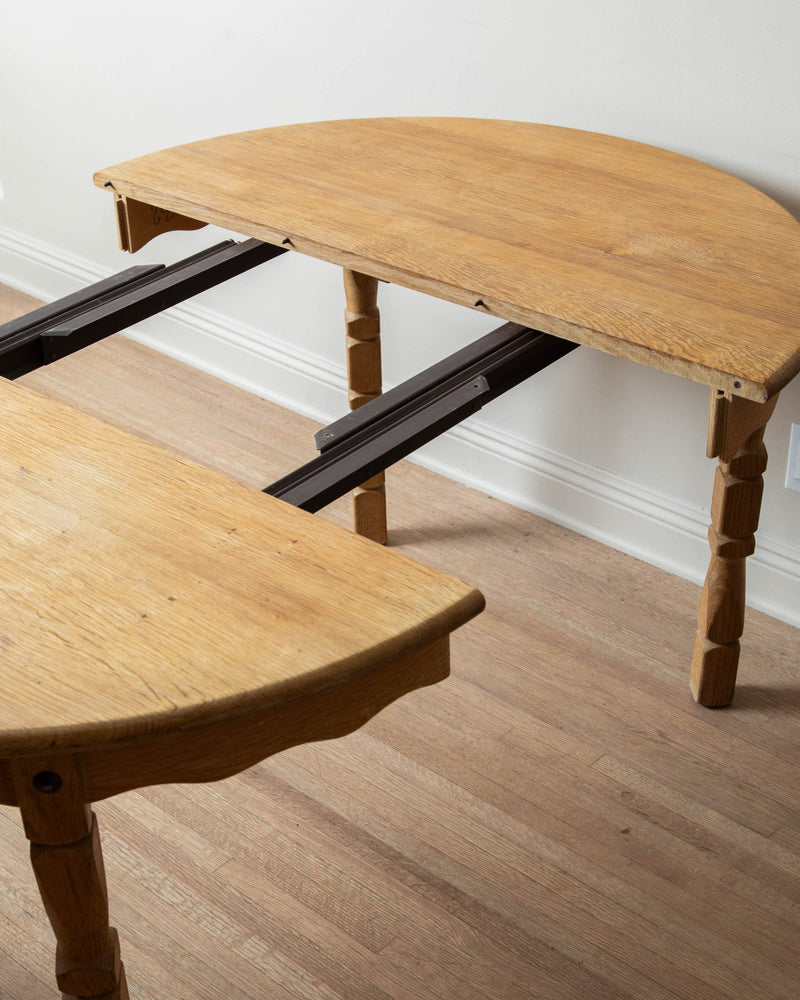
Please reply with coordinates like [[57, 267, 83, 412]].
[[265, 323, 579, 511], [2, 251, 578, 519], [0, 238, 286, 379]]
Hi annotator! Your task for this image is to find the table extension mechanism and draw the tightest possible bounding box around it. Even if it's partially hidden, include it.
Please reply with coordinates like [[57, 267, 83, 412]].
[[0, 239, 285, 379], [0, 239, 579, 513]]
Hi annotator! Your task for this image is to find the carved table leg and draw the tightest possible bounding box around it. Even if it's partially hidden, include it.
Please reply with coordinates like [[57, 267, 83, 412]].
[[343, 268, 388, 543], [11, 755, 128, 1000], [691, 389, 779, 706]]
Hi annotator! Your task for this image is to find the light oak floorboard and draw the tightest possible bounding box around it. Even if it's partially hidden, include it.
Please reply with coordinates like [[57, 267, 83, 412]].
[[1, 283, 798, 999]]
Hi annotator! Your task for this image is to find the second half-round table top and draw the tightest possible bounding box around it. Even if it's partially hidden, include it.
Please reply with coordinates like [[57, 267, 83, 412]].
[[95, 117, 800, 403]]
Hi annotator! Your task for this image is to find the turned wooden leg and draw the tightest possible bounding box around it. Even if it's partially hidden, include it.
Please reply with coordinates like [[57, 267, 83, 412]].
[[691, 389, 780, 706], [343, 268, 388, 544], [11, 755, 128, 1000]]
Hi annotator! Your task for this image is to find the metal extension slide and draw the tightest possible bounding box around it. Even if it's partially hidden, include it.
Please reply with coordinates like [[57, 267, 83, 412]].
[[1, 241, 578, 511]]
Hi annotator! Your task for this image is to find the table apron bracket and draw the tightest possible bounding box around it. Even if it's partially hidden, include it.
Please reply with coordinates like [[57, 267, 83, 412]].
[[265, 322, 579, 511], [0, 239, 286, 379]]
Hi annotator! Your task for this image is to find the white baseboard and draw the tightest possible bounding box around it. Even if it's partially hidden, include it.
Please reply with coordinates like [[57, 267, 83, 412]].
[[2, 224, 798, 628], [413, 420, 800, 629]]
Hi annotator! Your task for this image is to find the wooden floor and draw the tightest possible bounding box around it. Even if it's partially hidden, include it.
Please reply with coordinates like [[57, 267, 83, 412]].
[[1, 284, 798, 1000]]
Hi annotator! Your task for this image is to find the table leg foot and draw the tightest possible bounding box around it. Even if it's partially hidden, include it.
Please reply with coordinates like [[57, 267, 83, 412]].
[[691, 633, 740, 707], [62, 962, 129, 1000], [354, 476, 388, 543]]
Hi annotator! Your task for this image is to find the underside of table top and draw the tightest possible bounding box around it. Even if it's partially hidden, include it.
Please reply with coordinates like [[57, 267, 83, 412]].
[[95, 118, 800, 401]]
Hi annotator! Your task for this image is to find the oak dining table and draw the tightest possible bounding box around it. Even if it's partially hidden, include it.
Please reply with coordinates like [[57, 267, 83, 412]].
[[94, 117, 800, 709]]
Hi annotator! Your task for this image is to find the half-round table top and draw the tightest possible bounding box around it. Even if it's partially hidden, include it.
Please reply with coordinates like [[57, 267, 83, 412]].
[[0, 378, 483, 762], [96, 118, 800, 402]]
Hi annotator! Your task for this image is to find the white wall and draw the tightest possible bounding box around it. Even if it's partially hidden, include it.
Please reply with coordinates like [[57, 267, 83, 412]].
[[1, 0, 799, 626]]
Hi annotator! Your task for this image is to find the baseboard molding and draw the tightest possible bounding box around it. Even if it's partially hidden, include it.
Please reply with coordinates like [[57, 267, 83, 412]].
[[2, 225, 798, 628], [412, 420, 800, 629]]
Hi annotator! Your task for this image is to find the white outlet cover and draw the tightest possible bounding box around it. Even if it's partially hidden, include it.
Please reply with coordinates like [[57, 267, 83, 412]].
[[786, 423, 800, 494]]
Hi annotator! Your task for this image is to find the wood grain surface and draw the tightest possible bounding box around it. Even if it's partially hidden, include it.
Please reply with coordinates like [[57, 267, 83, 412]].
[[95, 118, 800, 401], [0, 378, 482, 761]]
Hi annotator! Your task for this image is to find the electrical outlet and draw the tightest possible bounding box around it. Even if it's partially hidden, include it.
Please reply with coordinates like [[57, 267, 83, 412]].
[[786, 423, 800, 494]]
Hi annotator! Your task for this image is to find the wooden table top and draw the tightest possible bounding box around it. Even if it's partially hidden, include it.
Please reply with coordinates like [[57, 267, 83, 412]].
[[96, 118, 800, 402], [0, 379, 482, 757]]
